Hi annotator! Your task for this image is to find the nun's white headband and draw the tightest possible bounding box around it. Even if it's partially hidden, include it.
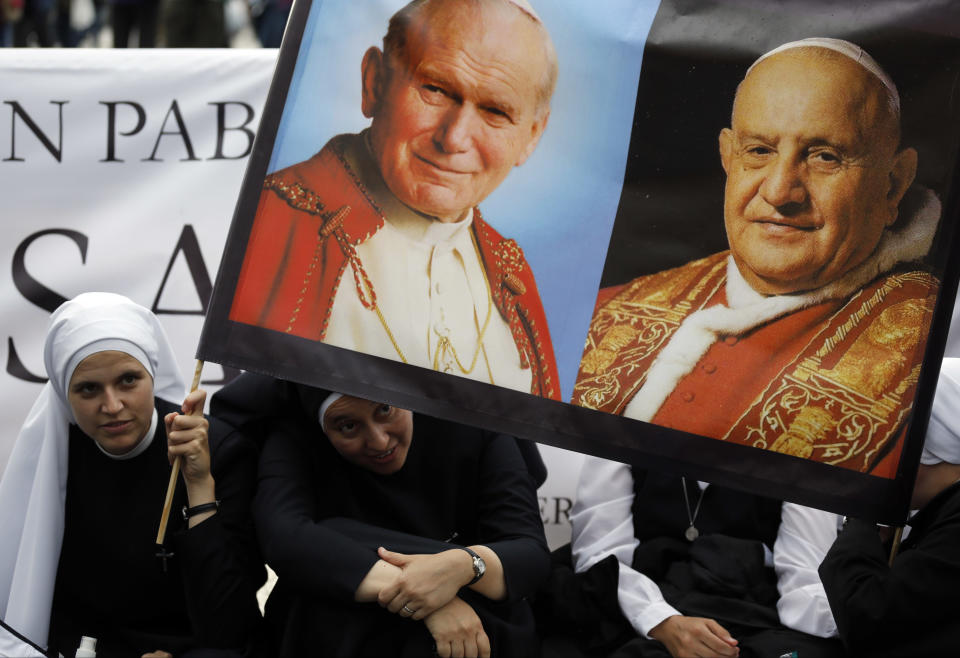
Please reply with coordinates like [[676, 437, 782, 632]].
[[44, 292, 185, 418], [319, 392, 345, 429], [746, 37, 900, 115]]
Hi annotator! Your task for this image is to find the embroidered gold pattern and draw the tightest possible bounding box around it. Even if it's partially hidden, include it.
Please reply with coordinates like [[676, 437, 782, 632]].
[[728, 273, 938, 472], [737, 375, 898, 471], [574, 256, 937, 473], [495, 239, 525, 277], [495, 238, 527, 296], [312, 141, 387, 341], [319, 204, 351, 238], [285, 230, 325, 334], [265, 176, 326, 215], [822, 297, 933, 399], [283, 205, 354, 334], [518, 303, 555, 398], [471, 211, 557, 396], [504, 273, 527, 296], [770, 406, 836, 458], [580, 325, 638, 376], [477, 219, 530, 370], [573, 253, 728, 411]]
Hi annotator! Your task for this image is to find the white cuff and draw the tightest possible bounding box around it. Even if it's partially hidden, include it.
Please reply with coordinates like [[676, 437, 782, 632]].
[[631, 600, 682, 639]]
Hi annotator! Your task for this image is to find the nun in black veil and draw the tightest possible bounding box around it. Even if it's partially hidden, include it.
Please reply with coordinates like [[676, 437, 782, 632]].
[[212, 373, 550, 658]]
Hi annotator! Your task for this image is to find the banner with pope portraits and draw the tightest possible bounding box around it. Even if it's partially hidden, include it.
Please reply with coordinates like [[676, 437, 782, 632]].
[[0, 46, 580, 555], [199, 0, 960, 523]]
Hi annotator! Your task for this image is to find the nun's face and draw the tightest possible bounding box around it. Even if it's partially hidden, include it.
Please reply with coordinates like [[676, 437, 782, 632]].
[[68, 351, 155, 456], [323, 397, 414, 475]]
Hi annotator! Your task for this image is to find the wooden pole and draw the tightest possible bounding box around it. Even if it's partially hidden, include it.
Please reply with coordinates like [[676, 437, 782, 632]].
[[888, 526, 904, 566], [155, 360, 204, 545]]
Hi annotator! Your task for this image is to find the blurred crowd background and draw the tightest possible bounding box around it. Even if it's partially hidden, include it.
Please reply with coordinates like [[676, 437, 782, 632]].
[[0, 0, 289, 48]]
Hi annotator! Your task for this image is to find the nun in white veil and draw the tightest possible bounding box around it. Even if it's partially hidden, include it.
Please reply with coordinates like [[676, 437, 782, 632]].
[[0, 293, 263, 658]]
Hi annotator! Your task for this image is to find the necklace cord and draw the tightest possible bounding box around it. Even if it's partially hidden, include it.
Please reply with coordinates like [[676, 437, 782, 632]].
[[681, 477, 705, 530], [346, 222, 496, 386]]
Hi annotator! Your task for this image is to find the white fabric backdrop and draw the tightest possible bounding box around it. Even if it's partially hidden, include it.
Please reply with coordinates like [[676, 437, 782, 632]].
[[0, 49, 581, 548]]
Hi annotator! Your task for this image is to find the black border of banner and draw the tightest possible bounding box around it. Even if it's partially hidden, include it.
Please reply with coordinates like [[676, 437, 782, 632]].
[[200, 0, 960, 525]]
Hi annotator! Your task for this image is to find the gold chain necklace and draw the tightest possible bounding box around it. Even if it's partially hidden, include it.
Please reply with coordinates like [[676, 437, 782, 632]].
[[356, 228, 496, 385], [431, 270, 494, 379]]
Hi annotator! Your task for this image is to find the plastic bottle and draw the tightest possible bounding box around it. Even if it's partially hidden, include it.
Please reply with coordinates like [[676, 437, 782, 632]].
[[74, 636, 97, 658]]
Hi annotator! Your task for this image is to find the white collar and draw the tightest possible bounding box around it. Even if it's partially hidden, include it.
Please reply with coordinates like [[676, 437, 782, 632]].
[[91, 407, 158, 461]]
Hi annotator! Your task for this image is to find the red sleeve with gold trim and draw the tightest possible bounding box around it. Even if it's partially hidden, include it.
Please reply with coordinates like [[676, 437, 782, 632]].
[[229, 139, 385, 340], [472, 213, 560, 400]]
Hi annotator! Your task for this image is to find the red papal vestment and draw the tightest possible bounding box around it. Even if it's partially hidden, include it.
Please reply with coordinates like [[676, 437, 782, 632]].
[[574, 245, 939, 477], [229, 133, 560, 400]]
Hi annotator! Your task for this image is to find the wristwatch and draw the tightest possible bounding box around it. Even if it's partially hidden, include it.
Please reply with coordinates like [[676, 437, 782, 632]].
[[182, 500, 219, 521], [459, 546, 486, 585]]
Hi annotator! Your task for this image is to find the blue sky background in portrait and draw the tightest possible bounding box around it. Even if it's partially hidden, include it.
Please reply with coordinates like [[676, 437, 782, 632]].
[[268, 0, 660, 401]]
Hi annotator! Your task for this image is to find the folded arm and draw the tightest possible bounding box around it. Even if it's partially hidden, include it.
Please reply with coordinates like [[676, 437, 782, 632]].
[[773, 502, 840, 638], [571, 457, 681, 638]]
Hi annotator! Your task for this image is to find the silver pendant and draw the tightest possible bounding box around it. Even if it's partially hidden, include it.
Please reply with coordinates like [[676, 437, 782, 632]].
[[685, 525, 699, 541]]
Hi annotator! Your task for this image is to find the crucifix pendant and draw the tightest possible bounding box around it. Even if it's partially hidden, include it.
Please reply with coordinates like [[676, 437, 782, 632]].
[[685, 525, 699, 542], [155, 546, 175, 573]]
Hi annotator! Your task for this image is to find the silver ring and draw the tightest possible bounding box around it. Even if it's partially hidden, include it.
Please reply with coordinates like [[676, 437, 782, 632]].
[[402, 604, 416, 615]]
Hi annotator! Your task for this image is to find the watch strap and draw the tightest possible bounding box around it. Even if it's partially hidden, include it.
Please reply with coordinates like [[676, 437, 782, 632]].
[[458, 546, 485, 586], [182, 500, 219, 521]]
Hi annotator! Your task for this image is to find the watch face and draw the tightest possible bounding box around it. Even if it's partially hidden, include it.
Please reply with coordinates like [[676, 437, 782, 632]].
[[461, 547, 485, 582]]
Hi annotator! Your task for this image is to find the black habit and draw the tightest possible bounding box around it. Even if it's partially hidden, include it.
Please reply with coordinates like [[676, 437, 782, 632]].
[[252, 399, 550, 658], [819, 479, 960, 657], [47, 397, 264, 658], [537, 471, 843, 658]]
